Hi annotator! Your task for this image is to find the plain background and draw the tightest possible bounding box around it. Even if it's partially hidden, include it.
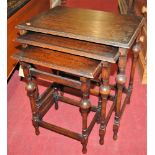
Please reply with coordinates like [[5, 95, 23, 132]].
[[0, 1, 155, 155]]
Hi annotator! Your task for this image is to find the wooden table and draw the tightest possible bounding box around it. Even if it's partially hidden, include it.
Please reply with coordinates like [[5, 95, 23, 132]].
[[13, 6, 144, 153], [17, 6, 144, 48]]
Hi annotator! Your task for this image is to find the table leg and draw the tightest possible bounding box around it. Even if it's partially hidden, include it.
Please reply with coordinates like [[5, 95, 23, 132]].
[[99, 62, 111, 145], [128, 42, 141, 104], [53, 87, 59, 110], [96, 95, 102, 124], [113, 48, 127, 140], [21, 62, 40, 135], [80, 77, 91, 154]]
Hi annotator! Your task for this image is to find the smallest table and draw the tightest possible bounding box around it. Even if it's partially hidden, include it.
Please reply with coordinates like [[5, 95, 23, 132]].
[[13, 44, 119, 153]]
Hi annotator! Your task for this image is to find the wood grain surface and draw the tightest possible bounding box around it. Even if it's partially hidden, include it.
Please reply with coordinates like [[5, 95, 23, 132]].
[[17, 32, 119, 63], [17, 6, 144, 48], [12, 46, 102, 78]]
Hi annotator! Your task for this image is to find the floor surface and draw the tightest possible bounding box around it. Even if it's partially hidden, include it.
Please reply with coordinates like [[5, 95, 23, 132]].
[[8, 54, 146, 155]]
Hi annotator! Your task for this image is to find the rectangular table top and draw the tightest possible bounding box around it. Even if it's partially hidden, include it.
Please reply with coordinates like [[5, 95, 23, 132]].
[[17, 32, 119, 63], [17, 6, 144, 48], [13, 46, 102, 78]]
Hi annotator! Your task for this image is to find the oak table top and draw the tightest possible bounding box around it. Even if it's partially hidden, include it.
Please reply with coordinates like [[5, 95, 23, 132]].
[[17, 32, 119, 63], [13, 46, 102, 78], [17, 6, 144, 48]]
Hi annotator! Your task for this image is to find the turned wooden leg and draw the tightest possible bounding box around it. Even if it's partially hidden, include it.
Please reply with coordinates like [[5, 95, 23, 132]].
[[96, 95, 102, 124], [26, 79, 40, 135], [99, 62, 111, 145], [21, 62, 40, 135], [113, 48, 127, 140], [53, 87, 59, 110], [80, 77, 91, 154], [127, 42, 141, 104]]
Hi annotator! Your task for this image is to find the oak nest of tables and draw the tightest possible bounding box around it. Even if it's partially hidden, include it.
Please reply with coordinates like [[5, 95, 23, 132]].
[[12, 6, 144, 154]]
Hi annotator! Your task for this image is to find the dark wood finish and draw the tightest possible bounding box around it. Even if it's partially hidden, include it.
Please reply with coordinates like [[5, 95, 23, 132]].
[[30, 68, 82, 90], [80, 78, 91, 154], [99, 62, 111, 145], [12, 46, 102, 78], [120, 92, 131, 119], [17, 32, 119, 63], [105, 102, 115, 126], [60, 83, 121, 97], [19, 60, 101, 154], [59, 85, 115, 101], [13, 41, 106, 153], [38, 88, 55, 119], [7, 0, 50, 79], [13, 5, 144, 153], [16, 6, 144, 48], [96, 95, 102, 124], [31, 69, 117, 101], [38, 120, 82, 141], [119, 0, 147, 84], [59, 96, 97, 112], [38, 85, 55, 105], [113, 48, 127, 140], [59, 86, 115, 137], [20, 62, 40, 135], [128, 42, 141, 103], [87, 112, 98, 136]]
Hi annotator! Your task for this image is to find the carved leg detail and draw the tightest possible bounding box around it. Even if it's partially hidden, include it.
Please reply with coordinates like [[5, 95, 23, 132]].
[[99, 62, 111, 145], [26, 80, 40, 135], [113, 48, 127, 140], [80, 111, 89, 154], [113, 116, 119, 140], [99, 89, 110, 145], [128, 42, 141, 104], [21, 62, 40, 135], [80, 78, 91, 154], [99, 123, 106, 145]]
